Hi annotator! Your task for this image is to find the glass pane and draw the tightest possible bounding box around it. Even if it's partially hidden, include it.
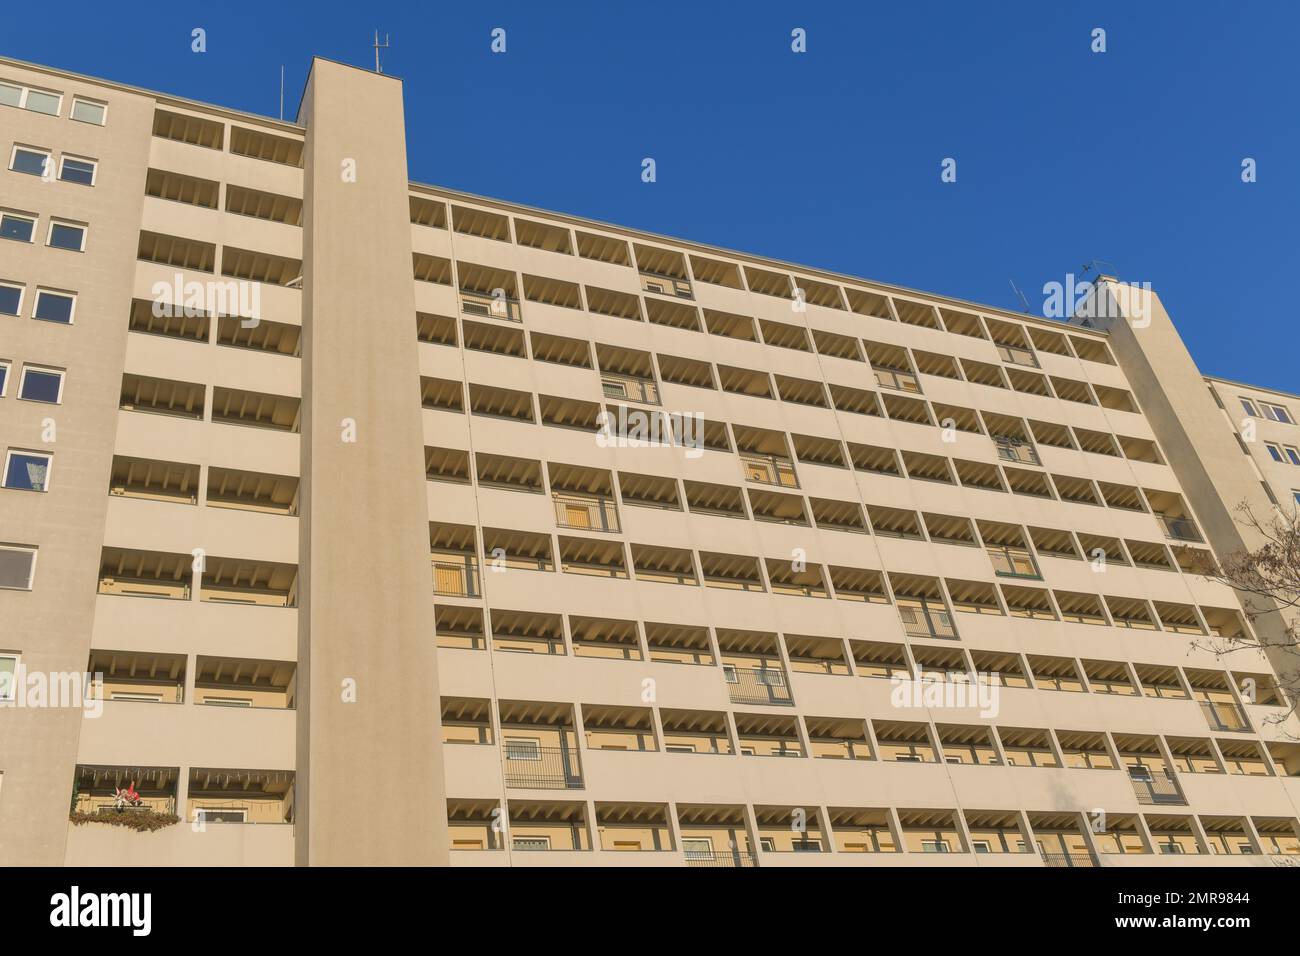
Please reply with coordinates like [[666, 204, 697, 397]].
[[34, 292, 73, 324], [10, 148, 48, 176], [20, 370, 62, 403], [49, 223, 85, 250], [5, 453, 49, 491], [24, 90, 60, 114], [0, 548, 36, 589], [1, 216, 35, 242], [0, 83, 22, 107], [59, 159, 95, 185], [0, 285, 20, 315], [72, 99, 106, 124]]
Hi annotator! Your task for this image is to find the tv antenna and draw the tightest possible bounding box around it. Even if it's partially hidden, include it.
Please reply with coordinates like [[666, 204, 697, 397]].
[[373, 30, 390, 73], [1080, 259, 1118, 280], [1008, 279, 1031, 314]]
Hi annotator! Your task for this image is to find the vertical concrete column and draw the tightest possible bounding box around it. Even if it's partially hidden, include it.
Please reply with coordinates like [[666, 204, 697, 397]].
[[296, 58, 447, 866]]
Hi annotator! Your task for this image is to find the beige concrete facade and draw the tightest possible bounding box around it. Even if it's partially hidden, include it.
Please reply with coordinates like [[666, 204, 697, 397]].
[[1, 54, 1299, 867]]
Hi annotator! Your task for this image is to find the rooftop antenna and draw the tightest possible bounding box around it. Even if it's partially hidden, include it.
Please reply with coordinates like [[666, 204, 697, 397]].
[[1008, 279, 1031, 314], [373, 30, 390, 73], [1080, 259, 1119, 281]]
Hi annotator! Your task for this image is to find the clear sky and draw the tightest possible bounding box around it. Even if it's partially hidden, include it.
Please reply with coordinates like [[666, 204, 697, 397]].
[[4, 0, 1295, 392]]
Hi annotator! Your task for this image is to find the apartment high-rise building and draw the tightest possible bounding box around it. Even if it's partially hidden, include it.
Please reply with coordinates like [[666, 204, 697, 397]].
[[1, 54, 1298, 868]]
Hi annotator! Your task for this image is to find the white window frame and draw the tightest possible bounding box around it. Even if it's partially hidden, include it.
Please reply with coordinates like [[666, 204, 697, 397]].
[[1240, 398, 1259, 417], [921, 839, 951, 853], [1263, 402, 1295, 425], [70, 96, 107, 126], [46, 219, 86, 252], [0, 280, 23, 317], [0, 82, 62, 116], [8, 143, 51, 179], [0, 359, 9, 397], [18, 365, 65, 404], [1285, 446, 1300, 466], [0, 652, 19, 701], [1265, 442, 1285, 463], [503, 736, 542, 761], [0, 544, 38, 591], [109, 691, 164, 702], [3, 448, 53, 493], [32, 288, 76, 325], [196, 807, 248, 823], [58, 154, 98, 187], [202, 696, 254, 707], [0, 211, 37, 244], [682, 837, 714, 859], [511, 835, 551, 851]]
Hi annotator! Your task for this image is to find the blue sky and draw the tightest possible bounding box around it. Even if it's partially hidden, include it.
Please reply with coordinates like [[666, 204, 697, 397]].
[[4, 1, 1295, 391]]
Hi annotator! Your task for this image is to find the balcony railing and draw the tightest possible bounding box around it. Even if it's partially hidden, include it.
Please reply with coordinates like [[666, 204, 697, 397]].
[[873, 367, 920, 393], [459, 289, 521, 322], [1128, 767, 1186, 806], [898, 605, 957, 640], [502, 745, 584, 790], [553, 493, 619, 532], [602, 373, 660, 405], [1199, 700, 1250, 732], [1156, 514, 1202, 542], [684, 849, 757, 868], [724, 667, 794, 706], [994, 438, 1041, 465], [740, 453, 798, 488], [1041, 851, 1097, 868], [639, 271, 693, 299], [433, 558, 480, 598]]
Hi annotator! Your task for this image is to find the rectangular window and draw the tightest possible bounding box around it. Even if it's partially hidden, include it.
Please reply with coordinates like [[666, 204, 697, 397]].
[[3, 450, 52, 492], [47, 220, 86, 251], [503, 737, 542, 761], [512, 836, 550, 851], [0, 213, 36, 243], [18, 366, 64, 404], [1293, 491, 1300, 507], [196, 808, 248, 823], [0, 652, 17, 700], [9, 145, 50, 178], [0, 361, 8, 396], [921, 840, 951, 853], [58, 156, 96, 186], [0, 82, 20, 107], [1286, 446, 1300, 466], [33, 289, 75, 324], [22, 88, 61, 115], [1264, 403, 1295, 425], [1266, 442, 1285, 463], [71, 97, 107, 125], [0, 544, 38, 590], [0, 282, 22, 316]]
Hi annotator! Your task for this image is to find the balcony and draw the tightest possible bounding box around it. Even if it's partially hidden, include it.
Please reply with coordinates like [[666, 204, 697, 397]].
[[1128, 766, 1187, 806], [1199, 700, 1250, 733], [993, 436, 1041, 466], [1041, 851, 1097, 868], [996, 343, 1040, 367], [1156, 514, 1202, 543], [724, 666, 793, 706], [684, 848, 757, 867], [432, 555, 480, 598], [553, 493, 619, 532], [503, 745, 584, 790], [638, 270, 693, 299], [601, 372, 659, 405], [898, 602, 957, 640], [740, 452, 798, 488], [459, 288, 520, 322]]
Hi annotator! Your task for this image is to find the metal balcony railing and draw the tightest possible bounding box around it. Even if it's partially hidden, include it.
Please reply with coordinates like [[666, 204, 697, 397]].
[[684, 849, 757, 868], [459, 289, 521, 322], [873, 367, 920, 393], [1199, 700, 1250, 732], [601, 373, 659, 405], [740, 453, 798, 488], [432, 558, 480, 598], [898, 605, 957, 640], [1041, 851, 1098, 868], [1128, 767, 1187, 806], [553, 493, 619, 532], [639, 271, 693, 299], [502, 745, 584, 790], [724, 667, 794, 706], [1156, 514, 1202, 542]]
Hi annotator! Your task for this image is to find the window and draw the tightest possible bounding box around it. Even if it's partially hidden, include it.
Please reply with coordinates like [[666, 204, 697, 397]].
[[0, 544, 38, 590], [0, 82, 61, 115], [71, 97, 107, 125], [0, 212, 36, 243], [202, 696, 254, 707], [18, 366, 64, 403], [47, 220, 86, 251], [32, 289, 75, 325], [196, 808, 248, 823], [109, 691, 164, 702], [3, 450, 52, 492], [1240, 398, 1259, 417], [512, 836, 551, 851], [0, 282, 21, 316], [1263, 403, 1295, 425], [921, 840, 951, 853], [0, 361, 8, 396], [0, 652, 17, 700], [1266, 442, 1285, 463], [1286, 446, 1300, 465], [1293, 490, 1300, 507], [503, 737, 542, 761], [682, 837, 714, 859], [9, 145, 50, 178], [58, 156, 97, 186]]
